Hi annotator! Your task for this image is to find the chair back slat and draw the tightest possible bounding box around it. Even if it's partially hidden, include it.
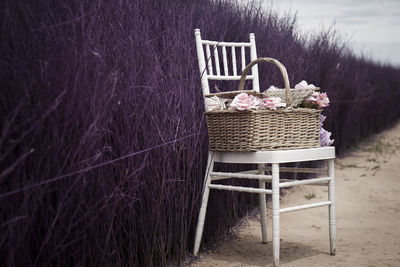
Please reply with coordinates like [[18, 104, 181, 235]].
[[206, 44, 213, 75], [222, 46, 228, 76], [194, 29, 260, 96], [241, 46, 246, 71], [206, 75, 254, 81], [232, 46, 237, 76], [201, 40, 251, 47], [213, 45, 221, 76]]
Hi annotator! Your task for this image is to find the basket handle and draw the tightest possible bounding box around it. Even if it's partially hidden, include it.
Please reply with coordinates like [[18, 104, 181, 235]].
[[238, 57, 293, 107]]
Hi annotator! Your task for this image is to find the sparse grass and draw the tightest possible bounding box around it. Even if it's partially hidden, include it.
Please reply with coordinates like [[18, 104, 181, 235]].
[[338, 163, 361, 168], [363, 140, 394, 154], [312, 224, 321, 230], [305, 192, 316, 200], [346, 164, 360, 168], [371, 165, 381, 171]]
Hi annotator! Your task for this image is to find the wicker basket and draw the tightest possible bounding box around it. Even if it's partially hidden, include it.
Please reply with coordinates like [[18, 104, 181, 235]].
[[206, 57, 321, 151]]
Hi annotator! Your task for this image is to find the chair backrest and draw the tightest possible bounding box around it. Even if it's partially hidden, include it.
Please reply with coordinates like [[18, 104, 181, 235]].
[[194, 29, 260, 97]]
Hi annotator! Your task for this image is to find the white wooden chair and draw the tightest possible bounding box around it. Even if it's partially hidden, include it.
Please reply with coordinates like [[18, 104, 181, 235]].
[[193, 29, 336, 266]]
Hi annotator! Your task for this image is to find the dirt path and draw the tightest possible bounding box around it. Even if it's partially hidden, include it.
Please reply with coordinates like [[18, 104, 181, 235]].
[[190, 122, 400, 266]]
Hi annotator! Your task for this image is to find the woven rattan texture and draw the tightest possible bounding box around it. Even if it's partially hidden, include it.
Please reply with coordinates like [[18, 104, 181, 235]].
[[206, 109, 321, 151], [205, 57, 321, 152]]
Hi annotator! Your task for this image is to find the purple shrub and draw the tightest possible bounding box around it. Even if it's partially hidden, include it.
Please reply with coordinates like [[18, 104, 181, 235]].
[[1, 0, 400, 266]]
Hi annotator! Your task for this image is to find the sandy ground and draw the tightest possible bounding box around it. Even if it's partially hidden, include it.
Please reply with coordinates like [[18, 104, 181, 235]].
[[189, 122, 400, 267]]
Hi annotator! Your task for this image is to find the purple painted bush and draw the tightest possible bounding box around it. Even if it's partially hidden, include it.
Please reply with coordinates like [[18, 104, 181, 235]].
[[1, 0, 399, 266]]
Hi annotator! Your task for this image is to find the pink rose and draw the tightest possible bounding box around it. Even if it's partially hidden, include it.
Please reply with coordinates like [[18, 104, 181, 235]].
[[230, 93, 260, 110], [316, 92, 329, 108], [262, 98, 277, 110], [305, 92, 329, 109], [261, 97, 286, 110]]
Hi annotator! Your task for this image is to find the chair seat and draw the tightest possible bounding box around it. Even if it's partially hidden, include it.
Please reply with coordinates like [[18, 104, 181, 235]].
[[212, 146, 335, 164]]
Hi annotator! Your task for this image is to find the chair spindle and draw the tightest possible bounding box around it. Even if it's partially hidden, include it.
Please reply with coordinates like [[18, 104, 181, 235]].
[[222, 46, 228, 76], [214, 45, 220, 76], [206, 44, 213, 75], [232, 46, 237, 76], [241, 46, 246, 71]]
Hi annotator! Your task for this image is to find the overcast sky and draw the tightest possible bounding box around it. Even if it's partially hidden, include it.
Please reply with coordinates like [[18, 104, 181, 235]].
[[265, 0, 400, 67]]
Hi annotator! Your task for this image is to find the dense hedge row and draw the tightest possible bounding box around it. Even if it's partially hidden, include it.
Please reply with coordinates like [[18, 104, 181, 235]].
[[1, 0, 399, 266]]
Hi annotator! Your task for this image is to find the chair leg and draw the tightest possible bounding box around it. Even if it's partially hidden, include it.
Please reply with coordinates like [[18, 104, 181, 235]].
[[193, 152, 215, 256], [258, 164, 267, 243], [272, 163, 280, 266], [328, 159, 336, 256]]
